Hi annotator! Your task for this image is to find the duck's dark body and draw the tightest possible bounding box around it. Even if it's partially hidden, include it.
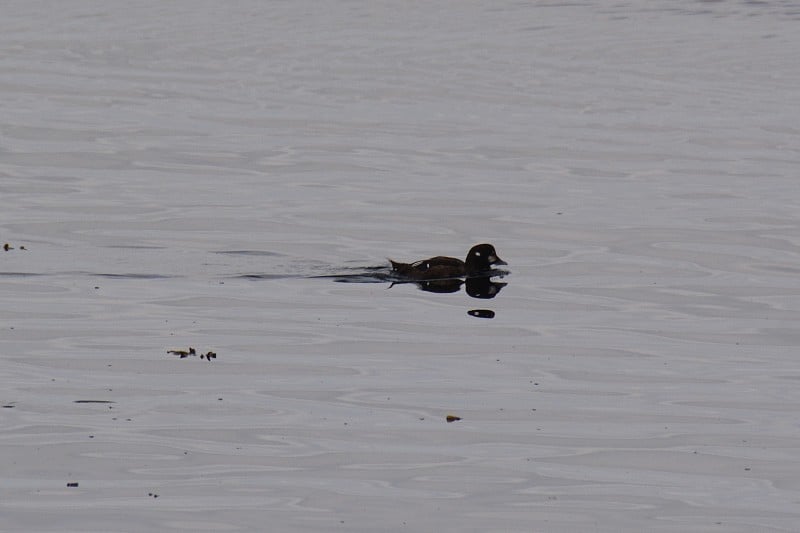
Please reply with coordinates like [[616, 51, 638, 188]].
[[390, 244, 507, 280]]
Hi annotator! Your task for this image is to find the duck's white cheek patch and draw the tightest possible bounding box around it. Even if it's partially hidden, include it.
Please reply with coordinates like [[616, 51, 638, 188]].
[[475, 252, 481, 256]]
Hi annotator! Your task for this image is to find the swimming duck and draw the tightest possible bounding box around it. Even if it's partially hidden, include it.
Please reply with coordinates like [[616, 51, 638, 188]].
[[390, 243, 507, 280]]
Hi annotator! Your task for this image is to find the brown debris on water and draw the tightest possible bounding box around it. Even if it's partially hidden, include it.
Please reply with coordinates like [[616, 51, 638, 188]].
[[446, 415, 462, 423], [167, 347, 216, 361], [167, 347, 196, 358]]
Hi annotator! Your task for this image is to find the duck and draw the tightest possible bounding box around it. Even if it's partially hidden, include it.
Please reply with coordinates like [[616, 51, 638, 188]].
[[390, 243, 507, 280]]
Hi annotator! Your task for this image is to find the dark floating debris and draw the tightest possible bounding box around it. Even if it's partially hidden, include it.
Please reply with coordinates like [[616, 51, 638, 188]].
[[148, 492, 159, 498], [67, 482, 79, 488], [446, 415, 462, 423], [167, 347, 196, 358], [468, 309, 495, 319], [74, 400, 115, 404], [167, 347, 216, 361], [3, 243, 27, 251]]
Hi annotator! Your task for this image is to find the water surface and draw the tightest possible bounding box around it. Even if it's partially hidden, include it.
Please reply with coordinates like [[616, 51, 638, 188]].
[[2, 1, 800, 531]]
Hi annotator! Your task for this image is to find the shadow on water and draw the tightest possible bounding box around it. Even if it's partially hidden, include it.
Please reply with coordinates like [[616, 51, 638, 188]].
[[239, 266, 510, 319]]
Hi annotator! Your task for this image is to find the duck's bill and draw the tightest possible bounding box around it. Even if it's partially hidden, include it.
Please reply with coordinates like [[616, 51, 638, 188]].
[[490, 256, 507, 266]]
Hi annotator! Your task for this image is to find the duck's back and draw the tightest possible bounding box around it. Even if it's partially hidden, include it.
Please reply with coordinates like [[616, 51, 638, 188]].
[[391, 255, 465, 280], [422, 256, 464, 268]]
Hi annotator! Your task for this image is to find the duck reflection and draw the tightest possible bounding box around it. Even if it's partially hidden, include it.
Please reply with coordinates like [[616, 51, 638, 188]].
[[405, 276, 506, 319], [465, 276, 506, 299], [405, 276, 506, 297]]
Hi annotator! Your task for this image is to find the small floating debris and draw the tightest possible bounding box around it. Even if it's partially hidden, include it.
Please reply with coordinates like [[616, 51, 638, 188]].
[[167, 347, 216, 361], [446, 414, 462, 423], [74, 400, 115, 404], [3, 243, 27, 251], [468, 309, 495, 319], [167, 347, 196, 358], [67, 482, 79, 488]]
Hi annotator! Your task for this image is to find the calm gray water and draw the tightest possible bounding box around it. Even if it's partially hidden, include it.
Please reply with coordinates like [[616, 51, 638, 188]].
[[2, 1, 800, 531]]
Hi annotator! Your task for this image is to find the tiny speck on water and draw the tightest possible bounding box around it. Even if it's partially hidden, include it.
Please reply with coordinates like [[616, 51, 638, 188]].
[[67, 482, 79, 487]]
